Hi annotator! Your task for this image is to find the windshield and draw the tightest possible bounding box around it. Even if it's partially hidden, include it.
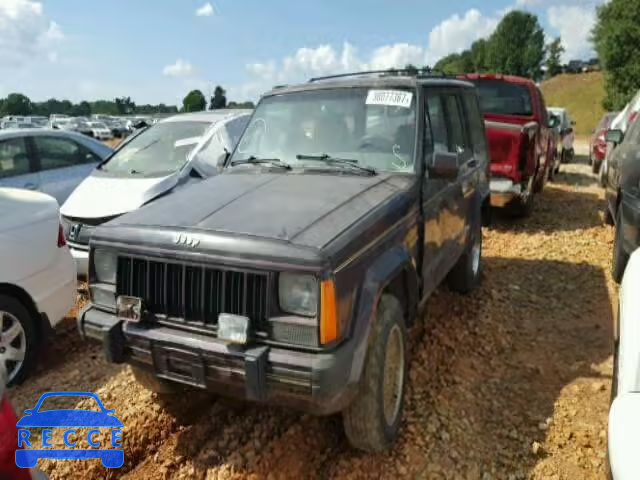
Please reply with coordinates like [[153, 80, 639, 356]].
[[101, 120, 210, 176], [230, 87, 417, 173], [470, 79, 533, 117]]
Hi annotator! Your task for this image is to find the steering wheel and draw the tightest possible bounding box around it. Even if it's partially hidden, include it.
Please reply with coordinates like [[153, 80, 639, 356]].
[[357, 135, 395, 151]]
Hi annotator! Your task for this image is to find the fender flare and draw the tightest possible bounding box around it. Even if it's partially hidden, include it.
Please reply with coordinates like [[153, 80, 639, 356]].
[[347, 246, 418, 385]]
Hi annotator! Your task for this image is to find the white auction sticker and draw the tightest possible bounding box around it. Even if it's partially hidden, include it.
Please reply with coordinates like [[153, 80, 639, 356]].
[[366, 90, 413, 108]]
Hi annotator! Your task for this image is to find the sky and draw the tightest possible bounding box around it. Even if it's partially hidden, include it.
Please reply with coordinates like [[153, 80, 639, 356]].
[[0, 0, 606, 106]]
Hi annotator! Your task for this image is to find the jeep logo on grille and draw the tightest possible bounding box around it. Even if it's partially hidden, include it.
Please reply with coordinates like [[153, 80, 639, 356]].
[[174, 233, 200, 248]]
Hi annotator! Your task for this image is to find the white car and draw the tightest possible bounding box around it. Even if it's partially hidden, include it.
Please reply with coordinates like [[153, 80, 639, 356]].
[[548, 107, 575, 162], [0, 188, 76, 385], [609, 248, 640, 478], [87, 121, 113, 141], [61, 109, 252, 277]]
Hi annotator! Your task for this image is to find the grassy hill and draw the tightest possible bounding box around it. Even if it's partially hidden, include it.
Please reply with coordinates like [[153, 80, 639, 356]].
[[540, 71, 605, 137]]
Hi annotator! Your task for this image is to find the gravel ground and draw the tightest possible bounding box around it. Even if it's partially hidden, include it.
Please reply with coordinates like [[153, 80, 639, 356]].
[[9, 154, 615, 479]]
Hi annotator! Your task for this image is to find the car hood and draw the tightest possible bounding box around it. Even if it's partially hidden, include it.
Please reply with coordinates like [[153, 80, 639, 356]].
[[60, 171, 182, 219], [16, 409, 123, 428], [107, 171, 409, 249]]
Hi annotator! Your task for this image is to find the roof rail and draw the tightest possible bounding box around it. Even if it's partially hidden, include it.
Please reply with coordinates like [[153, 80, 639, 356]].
[[309, 68, 448, 83]]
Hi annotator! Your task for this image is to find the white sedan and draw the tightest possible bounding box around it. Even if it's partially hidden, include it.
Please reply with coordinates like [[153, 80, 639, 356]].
[[0, 188, 76, 385], [61, 109, 251, 277], [610, 248, 640, 478]]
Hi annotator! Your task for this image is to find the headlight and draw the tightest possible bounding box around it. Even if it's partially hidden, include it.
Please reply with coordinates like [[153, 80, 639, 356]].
[[279, 273, 318, 317], [93, 249, 117, 284]]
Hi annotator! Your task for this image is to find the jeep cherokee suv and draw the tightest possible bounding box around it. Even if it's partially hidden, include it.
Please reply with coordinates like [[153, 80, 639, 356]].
[[78, 71, 490, 452]]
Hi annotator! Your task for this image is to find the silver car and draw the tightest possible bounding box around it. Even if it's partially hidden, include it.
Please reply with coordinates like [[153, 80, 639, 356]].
[[0, 129, 113, 204]]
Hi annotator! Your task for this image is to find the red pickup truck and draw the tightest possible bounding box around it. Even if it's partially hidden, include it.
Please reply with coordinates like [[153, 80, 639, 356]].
[[459, 74, 557, 216]]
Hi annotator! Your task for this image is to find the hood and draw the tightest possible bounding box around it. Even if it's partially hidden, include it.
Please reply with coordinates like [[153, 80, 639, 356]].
[[60, 171, 182, 219], [108, 171, 408, 249]]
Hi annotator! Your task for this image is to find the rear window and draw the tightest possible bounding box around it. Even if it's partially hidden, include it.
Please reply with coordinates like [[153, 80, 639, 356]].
[[470, 79, 533, 117]]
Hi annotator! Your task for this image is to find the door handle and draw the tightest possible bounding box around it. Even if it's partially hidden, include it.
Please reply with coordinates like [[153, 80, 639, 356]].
[[23, 183, 38, 190]]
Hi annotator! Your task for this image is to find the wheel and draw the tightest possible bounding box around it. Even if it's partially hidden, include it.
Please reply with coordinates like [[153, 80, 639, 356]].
[[612, 211, 630, 283], [343, 295, 408, 452], [604, 204, 614, 226], [0, 295, 37, 386], [447, 217, 483, 294], [611, 305, 620, 403], [592, 159, 601, 174], [512, 180, 535, 217], [548, 161, 556, 182], [132, 366, 184, 395]]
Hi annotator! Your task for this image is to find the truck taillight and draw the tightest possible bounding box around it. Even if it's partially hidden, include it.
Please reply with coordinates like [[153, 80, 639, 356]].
[[57, 223, 66, 248]]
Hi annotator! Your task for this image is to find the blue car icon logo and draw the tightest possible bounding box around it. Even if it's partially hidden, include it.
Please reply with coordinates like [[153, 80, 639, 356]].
[[15, 391, 123, 469]]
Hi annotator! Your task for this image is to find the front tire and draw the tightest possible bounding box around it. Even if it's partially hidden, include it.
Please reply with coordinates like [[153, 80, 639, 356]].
[[342, 295, 408, 452], [447, 217, 483, 294], [612, 211, 630, 283], [0, 295, 37, 386]]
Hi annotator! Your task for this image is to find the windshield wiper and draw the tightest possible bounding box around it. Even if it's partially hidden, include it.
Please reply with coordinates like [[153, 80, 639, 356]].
[[295, 154, 377, 176], [230, 156, 291, 170]]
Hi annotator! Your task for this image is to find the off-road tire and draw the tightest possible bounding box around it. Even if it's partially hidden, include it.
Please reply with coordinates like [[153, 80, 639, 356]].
[[611, 308, 620, 404], [592, 159, 601, 175], [612, 211, 629, 283], [604, 204, 615, 226], [342, 295, 408, 452], [512, 191, 534, 218], [447, 217, 483, 294], [0, 294, 38, 386]]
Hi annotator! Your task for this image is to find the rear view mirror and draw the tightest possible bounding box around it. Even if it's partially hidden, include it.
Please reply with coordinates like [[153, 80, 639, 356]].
[[606, 129, 624, 145], [428, 152, 459, 179]]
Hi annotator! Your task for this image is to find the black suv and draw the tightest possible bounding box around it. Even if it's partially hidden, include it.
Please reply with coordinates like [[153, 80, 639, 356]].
[[604, 123, 640, 282], [78, 72, 490, 452]]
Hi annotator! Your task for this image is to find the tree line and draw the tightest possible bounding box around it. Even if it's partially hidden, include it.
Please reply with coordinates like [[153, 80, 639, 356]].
[[0, 85, 255, 118], [431, 11, 557, 80], [182, 86, 255, 112]]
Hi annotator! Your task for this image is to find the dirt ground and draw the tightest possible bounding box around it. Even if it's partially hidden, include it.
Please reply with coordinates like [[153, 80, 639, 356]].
[[9, 153, 615, 480]]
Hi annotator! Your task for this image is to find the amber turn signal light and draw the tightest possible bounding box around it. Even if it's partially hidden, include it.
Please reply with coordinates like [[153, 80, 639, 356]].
[[320, 280, 338, 344]]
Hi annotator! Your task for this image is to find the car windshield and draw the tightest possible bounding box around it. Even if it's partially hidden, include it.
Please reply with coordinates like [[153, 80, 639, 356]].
[[230, 87, 417, 173], [471, 79, 533, 117], [100, 120, 210, 176]]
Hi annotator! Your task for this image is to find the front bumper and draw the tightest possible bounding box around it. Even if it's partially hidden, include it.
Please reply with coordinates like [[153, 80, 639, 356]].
[[68, 243, 89, 278], [489, 178, 523, 207], [78, 306, 358, 415]]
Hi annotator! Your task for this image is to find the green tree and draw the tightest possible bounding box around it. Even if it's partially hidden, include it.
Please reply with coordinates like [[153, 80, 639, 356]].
[[183, 89, 206, 112], [486, 11, 545, 78], [209, 86, 227, 109], [404, 64, 419, 75], [73, 101, 92, 117], [115, 96, 135, 114], [471, 39, 489, 72], [4, 93, 33, 116], [545, 37, 565, 78], [593, 0, 640, 110]]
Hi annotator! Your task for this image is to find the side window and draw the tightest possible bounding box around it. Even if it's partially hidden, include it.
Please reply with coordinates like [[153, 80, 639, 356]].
[[426, 95, 449, 154], [0, 137, 30, 179], [34, 136, 96, 171], [463, 91, 488, 160], [443, 94, 467, 153]]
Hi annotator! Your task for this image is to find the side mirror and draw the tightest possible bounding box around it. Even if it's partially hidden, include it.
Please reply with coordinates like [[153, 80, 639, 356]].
[[218, 149, 231, 167], [428, 152, 460, 179], [606, 129, 624, 145]]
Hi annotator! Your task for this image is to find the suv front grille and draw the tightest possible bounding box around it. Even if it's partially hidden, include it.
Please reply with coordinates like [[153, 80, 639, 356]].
[[116, 257, 269, 328]]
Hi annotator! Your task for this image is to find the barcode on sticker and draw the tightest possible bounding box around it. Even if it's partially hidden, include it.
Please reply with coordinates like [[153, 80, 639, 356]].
[[366, 90, 413, 108]]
